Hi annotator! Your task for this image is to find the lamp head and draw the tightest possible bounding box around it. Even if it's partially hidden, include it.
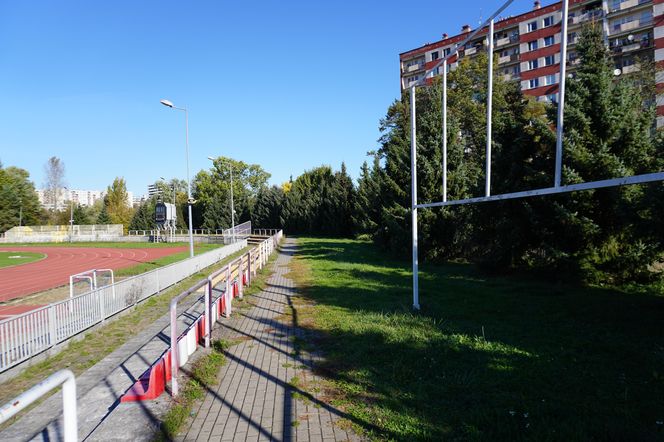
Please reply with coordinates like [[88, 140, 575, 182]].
[[207, 156, 216, 161], [160, 99, 174, 108]]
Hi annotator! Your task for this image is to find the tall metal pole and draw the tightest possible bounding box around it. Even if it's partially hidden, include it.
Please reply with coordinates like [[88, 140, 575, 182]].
[[485, 19, 494, 197], [442, 59, 448, 202], [555, 0, 569, 188], [230, 164, 235, 242], [185, 109, 194, 258], [410, 85, 420, 310], [69, 200, 74, 243]]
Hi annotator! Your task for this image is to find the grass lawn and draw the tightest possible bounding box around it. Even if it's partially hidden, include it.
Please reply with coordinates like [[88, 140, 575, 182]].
[[287, 237, 664, 441], [114, 243, 221, 277], [0, 251, 45, 268]]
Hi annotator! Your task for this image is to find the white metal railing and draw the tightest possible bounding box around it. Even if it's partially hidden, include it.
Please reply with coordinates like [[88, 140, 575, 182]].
[[252, 229, 282, 236], [0, 240, 247, 373], [0, 370, 77, 441], [169, 231, 280, 396]]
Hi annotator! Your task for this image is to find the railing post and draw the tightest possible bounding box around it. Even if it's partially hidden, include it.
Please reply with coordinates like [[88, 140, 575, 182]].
[[225, 265, 232, 317], [170, 300, 179, 396], [238, 256, 244, 299], [247, 252, 252, 284], [98, 288, 105, 323], [204, 279, 211, 348]]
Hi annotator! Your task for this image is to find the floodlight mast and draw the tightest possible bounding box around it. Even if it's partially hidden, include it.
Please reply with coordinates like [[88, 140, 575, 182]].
[[160, 98, 194, 258]]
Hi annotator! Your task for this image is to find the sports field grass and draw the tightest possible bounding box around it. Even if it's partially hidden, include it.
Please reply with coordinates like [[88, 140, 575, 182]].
[[0, 252, 45, 269], [287, 237, 664, 441], [114, 243, 222, 277]]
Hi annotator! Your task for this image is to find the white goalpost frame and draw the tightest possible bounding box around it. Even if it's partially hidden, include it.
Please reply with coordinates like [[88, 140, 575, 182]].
[[409, 0, 664, 310], [70, 268, 116, 300]]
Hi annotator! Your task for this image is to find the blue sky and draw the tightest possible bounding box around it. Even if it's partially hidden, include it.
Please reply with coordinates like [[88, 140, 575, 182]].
[[0, 0, 546, 195]]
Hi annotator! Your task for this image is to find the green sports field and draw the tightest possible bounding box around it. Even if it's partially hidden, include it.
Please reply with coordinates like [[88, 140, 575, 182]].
[[0, 251, 46, 268]]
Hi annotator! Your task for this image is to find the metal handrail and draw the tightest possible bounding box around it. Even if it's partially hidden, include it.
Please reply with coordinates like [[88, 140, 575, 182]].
[[0, 370, 77, 441]]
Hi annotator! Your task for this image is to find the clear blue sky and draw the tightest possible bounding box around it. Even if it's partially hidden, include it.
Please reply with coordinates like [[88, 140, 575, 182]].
[[0, 0, 546, 195]]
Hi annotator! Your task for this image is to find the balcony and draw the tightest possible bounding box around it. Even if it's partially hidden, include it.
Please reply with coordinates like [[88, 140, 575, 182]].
[[622, 64, 640, 73], [569, 9, 604, 25], [496, 37, 510, 47], [612, 18, 652, 34], [465, 46, 477, 55], [609, 0, 650, 12], [499, 55, 511, 64], [406, 63, 423, 72]]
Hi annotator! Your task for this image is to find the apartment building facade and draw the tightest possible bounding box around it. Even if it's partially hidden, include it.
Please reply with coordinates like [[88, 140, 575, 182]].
[[399, 0, 664, 126], [36, 189, 134, 210]]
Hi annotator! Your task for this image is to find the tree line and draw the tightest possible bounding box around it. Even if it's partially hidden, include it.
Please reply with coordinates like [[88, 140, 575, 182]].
[[257, 24, 664, 284]]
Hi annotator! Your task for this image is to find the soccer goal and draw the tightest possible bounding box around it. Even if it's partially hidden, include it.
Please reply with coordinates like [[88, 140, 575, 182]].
[[69, 268, 116, 299]]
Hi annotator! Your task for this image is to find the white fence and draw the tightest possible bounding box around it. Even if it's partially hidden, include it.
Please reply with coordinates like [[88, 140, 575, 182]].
[[0, 239, 247, 373], [2, 225, 123, 243], [128, 221, 253, 240]]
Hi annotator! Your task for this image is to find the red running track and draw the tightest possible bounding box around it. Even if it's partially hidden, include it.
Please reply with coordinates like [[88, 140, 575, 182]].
[[0, 246, 187, 303]]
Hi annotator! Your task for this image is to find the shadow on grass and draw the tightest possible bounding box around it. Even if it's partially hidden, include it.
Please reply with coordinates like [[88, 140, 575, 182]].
[[289, 238, 664, 441]]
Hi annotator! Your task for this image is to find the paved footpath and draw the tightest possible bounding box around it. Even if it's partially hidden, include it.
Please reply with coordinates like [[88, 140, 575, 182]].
[[180, 239, 363, 442]]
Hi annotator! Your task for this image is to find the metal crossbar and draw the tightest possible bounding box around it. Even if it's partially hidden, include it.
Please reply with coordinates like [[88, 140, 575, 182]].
[[416, 172, 664, 209]]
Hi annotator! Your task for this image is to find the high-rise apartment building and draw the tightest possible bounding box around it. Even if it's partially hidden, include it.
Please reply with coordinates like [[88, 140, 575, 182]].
[[399, 0, 664, 125], [36, 189, 134, 210]]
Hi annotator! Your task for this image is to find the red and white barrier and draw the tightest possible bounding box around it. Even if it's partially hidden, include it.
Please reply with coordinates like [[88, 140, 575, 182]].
[[120, 232, 281, 401]]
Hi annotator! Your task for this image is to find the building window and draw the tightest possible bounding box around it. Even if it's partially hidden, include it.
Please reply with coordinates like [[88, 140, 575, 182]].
[[528, 59, 539, 70], [528, 40, 539, 51], [529, 78, 540, 89], [544, 55, 555, 66], [443, 48, 451, 56], [527, 21, 538, 32], [544, 36, 555, 46], [431, 51, 439, 60], [546, 94, 557, 103], [544, 74, 556, 85], [543, 16, 554, 27]]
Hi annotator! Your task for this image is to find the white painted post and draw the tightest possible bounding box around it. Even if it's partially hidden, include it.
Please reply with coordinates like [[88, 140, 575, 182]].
[[225, 265, 232, 317], [48, 306, 57, 347], [555, 0, 569, 187], [486, 19, 494, 197], [410, 85, 420, 310], [169, 301, 179, 396], [238, 257, 244, 299], [204, 280, 211, 348], [442, 58, 448, 202]]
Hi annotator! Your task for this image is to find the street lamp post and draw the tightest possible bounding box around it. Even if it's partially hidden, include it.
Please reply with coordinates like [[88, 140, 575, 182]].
[[64, 187, 73, 243], [207, 156, 235, 242], [70, 201, 74, 243], [160, 99, 195, 258]]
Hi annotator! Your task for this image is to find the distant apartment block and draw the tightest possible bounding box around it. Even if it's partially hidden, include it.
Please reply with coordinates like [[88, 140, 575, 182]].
[[399, 0, 664, 125], [37, 189, 134, 210]]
